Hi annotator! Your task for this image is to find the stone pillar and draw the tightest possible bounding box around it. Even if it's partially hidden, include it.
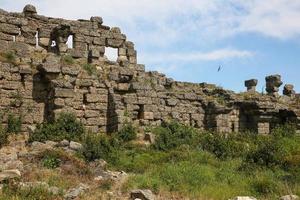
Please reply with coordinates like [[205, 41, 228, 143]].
[[245, 79, 258, 92], [257, 122, 270, 134], [265, 75, 283, 96], [283, 84, 296, 97], [23, 5, 37, 17]]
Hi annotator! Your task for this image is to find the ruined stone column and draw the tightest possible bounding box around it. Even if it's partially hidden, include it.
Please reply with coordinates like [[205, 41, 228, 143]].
[[245, 79, 258, 92], [265, 75, 283, 96], [23, 4, 37, 17], [283, 84, 296, 97]]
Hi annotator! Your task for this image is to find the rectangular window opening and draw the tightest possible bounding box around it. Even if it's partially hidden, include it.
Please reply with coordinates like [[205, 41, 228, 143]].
[[105, 47, 118, 61], [66, 35, 74, 49]]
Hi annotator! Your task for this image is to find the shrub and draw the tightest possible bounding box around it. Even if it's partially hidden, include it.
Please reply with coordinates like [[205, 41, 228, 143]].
[[117, 123, 137, 142], [199, 133, 250, 159], [42, 156, 61, 169], [29, 113, 84, 142], [272, 123, 296, 138], [37, 149, 90, 176], [62, 55, 75, 65], [251, 174, 280, 195], [153, 121, 197, 151], [3, 51, 17, 64], [6, 114, 22, 134], [245, 137, 283, 167], [82, 63, 96, 75], [1, 183, 60, 200], [81, 133, 120, 163]]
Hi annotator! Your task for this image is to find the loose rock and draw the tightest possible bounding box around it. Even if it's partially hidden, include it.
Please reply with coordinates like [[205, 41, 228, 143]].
[[280, 195, 299, 200], [130, 189, 155, 200], [0, 169, 21, 182], [69, 141, 82, 151]]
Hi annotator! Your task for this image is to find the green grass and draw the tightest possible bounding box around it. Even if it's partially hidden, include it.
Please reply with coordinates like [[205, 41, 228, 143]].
[[115, 147, 299, 200], [9, 119, 299, 200], [1, 51, 17, 65], [82, 63, 96, 75], [61, 55, 75, 65], [29, 112, 85, 142], [0, 184, 62, 200], [104, 122, 300, 200]]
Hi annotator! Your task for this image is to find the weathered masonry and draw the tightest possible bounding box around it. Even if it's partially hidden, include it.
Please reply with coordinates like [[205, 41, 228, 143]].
[[0, 5, 299, 134]]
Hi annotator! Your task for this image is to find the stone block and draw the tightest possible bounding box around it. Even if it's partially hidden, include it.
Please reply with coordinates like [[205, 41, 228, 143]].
[[39, 38, 49, 47], [39, 54, 61, 74], [86, 94, 107, 103], [141, 112, 154, 120], [265, 74, 283, 96], [93, 37, 105, 45], [106, 38, 124, 48], [84, 110, 99, 118], [115, 83, 129, 91], [245, 79, 258, 92], [23, 4, 37, 15], [90, 16, 103, 24], [54, 98, 65, 107], [0, 23, 20, 35], [118, 48, 127, 56], [283, 84, 295, 97], [54, 88, 75, 98], [166, 98, 177, 106], [19, 65, 32, 74], [257, 122, 270, 134]]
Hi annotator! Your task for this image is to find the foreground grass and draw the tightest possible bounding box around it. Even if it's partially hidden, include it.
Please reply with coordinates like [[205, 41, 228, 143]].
[[103, 123, 300, 200], [110, 146, 296, 200], [2, 116, 299, 200]]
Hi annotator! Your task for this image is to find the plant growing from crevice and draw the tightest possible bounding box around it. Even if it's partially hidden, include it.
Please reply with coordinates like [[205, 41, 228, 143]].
[[29, 112, 85, 142], [61, 55, 75, 65], [0, 124, 8, 148], [117, 123, 137, 142], [10, 91, 23, 107], [82, 63, 96, 75], [6, 113, 22, 134]]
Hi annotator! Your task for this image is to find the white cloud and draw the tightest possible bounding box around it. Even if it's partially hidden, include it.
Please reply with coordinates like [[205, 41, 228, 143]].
[[140, 48, 254, 64], [237, 0, 300, 39], [2, 0, 300, 44]]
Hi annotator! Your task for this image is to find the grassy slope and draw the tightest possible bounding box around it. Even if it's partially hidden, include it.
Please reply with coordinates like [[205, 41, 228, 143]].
[[1, 117, 300, 200]]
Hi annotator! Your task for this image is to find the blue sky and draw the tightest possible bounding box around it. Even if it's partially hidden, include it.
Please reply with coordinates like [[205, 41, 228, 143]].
[[1, 0, 300, 92]]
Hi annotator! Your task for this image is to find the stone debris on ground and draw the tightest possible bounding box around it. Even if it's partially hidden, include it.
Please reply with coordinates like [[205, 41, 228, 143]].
[[64, 183, 89, 200], [230, 197, 257, 200], [280, 195, 300, 200], [0, 169, 21, 182], [130, 189, 155, 200]]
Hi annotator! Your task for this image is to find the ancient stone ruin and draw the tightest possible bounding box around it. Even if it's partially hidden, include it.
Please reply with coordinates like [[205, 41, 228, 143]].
[[0, 5, 299, 135]]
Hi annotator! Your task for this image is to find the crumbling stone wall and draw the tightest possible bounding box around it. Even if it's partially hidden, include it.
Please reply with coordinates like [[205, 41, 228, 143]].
[[0, 4, 137, 67], [0, 5, 300, 135]]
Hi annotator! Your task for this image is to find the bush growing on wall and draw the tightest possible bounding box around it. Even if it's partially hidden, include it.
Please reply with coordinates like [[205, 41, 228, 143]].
[[117, 123, 137, 142], [81, 133, 120, 163], [153, 121, 197, 151], [0, 124, 7, 148], [29, 113, 85, 142], [6, 114, 22, 134]]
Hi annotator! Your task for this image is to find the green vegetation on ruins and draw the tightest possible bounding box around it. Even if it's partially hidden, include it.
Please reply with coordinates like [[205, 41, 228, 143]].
[[2, 113, 299, 200]]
